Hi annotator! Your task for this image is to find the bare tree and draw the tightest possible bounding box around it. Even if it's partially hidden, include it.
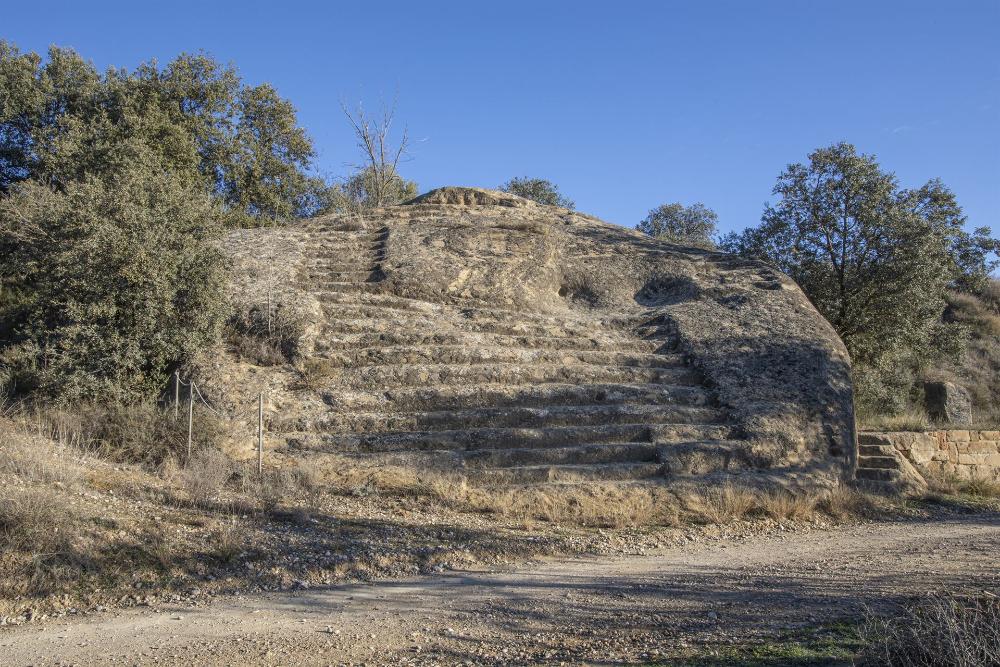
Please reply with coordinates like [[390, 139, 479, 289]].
[[340, 100, 411, 210]]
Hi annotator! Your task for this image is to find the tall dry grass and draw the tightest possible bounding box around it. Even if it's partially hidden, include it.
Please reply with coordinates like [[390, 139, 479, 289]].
[[858, 593, 1000, 666]]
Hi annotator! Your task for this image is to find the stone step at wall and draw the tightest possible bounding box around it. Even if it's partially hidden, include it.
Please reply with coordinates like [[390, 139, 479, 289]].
[[294, 403, 724, 434], [855, 467, 902, 483], [469, 462, 665, 484], [856, 455, 900, 470], [858, 444, 897, 457]]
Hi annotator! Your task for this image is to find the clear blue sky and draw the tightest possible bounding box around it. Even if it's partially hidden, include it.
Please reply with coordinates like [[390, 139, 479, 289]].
[[5, 0, 999, 234]]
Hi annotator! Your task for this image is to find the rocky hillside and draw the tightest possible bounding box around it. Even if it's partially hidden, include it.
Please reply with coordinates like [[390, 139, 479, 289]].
[[200, 187, 855, 489]]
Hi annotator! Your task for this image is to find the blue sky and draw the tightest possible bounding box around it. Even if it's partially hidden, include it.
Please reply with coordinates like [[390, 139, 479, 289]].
[[5, 0, 998, 234]]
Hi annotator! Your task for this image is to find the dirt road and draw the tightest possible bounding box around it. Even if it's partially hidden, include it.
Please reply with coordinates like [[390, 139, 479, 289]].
[[3, 513, 998, 666]]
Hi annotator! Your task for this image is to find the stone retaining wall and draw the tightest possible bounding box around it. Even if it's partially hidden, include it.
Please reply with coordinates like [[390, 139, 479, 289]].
[[860, 430, 1000, 480]]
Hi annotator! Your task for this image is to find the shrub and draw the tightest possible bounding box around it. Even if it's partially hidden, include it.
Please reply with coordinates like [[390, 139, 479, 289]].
[[298, 358, 341, 390], [178, 448, 232, 507], [499, 177, 574, 209], [0, 166, 228, 403], [226, 303, 307, 366], [26, 402, 227, 468], [637, 202, 718, 247], [857, 593, 1000, 666]]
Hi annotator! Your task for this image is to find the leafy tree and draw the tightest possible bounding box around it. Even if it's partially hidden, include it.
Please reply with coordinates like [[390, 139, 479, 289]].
[[328, 165, 418, 212], [637, 202, 718, 247], [499, 177, 574, 209], [0, 144, 227, 402], [0, 42, 323, 224], [720, 142, 995, 411]]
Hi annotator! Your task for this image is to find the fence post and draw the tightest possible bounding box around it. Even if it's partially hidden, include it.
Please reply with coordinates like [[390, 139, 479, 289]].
[[174, 371, 180, 420], [257, 391, 264, 476], [187, 381, 194, 463]]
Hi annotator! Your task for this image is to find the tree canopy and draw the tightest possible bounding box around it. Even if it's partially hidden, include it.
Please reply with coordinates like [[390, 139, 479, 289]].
[[499, 177, 574, 209], [0, 144, 227, 402], [720, 142, 998, 411], [637, 202, 718, 247], [0, 42, 324, 224]]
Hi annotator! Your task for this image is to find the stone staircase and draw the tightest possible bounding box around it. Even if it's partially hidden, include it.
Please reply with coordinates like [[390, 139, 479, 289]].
[[854, 433, 926, 490], [855, 440, 904, 484], [278, 218, 739, 485]]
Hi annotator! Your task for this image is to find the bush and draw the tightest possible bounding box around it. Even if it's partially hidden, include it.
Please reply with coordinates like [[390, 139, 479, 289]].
[[0, 166, 228, 403], [226, 303, 306, 366], [858, 593, 1000, 666], [178, 448, 233, 507], [499, 177, 574, 209], [637, 202, 718, 247], [27, 402, 227, 468]]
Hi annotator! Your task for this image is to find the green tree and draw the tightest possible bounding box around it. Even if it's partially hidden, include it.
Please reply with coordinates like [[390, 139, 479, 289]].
[[0, 144, 227, 402], [0, 42, 323, 224], [720, 142, 994, 411], [328, 165, 418, 212], [499, 177, 574, 209], [637, 202, 718, 247]]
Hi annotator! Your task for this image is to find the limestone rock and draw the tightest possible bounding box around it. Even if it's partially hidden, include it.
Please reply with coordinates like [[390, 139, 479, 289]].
[[214, 187, 857, 487], [924, 381, 972, 426]]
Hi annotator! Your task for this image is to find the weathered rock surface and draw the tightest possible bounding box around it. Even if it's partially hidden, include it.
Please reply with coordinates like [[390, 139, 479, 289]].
[[924, 380, 973, 426], [210, 187, 855, 488]]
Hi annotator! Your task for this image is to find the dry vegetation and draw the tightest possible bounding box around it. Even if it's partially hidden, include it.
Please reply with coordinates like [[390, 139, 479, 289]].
[[0, 407, 995, 626], [857, 281, 1000, 431], [858, 593, 1000, 666]]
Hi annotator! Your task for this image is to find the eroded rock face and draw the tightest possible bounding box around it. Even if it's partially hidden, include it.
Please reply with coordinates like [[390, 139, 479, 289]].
[[214, 187, 856, 488], [924, 381, 973, 426]]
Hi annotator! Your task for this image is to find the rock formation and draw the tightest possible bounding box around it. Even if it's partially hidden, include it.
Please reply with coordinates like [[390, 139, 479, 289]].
[[211, 187, 856, 489]]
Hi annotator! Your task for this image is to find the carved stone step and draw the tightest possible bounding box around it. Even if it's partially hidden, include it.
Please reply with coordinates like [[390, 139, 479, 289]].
[[297, 403, 724, 434], [296, 422, 732, 453], [315, 345, 687, 369], [469, 462, 665, 484], [323, 381, 712, 413], [338, 362, 700, 390], [313, 332, 661, 354]]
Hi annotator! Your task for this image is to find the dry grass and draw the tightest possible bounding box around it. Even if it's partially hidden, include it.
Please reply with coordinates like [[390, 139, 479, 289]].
[[685, 483, 759, 524], [297, 358, 342, 390], [174, 448, 233, 507], [858, 593, 1000, 666], [857, 408, 932, 432], [924, 470, 1000, 499], [0, 428, 84, 487], [680, 483, 881, 525], [0, 487, 85, 599], [226, 302, 307, 366], [17, 402, 227, 468]]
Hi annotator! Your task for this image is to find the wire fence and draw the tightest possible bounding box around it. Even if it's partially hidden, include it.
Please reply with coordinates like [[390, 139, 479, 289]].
[[172, 371, 266, 475]]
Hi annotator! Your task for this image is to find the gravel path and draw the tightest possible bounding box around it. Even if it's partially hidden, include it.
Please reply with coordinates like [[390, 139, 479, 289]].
[[4, 513, 999, 666]]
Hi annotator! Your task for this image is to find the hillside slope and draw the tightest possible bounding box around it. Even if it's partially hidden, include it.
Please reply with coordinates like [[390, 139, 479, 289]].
[[202, 187, 855, 489]]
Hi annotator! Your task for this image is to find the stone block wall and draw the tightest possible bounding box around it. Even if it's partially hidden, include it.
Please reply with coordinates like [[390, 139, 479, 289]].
[[860, 430, 1000, 480]]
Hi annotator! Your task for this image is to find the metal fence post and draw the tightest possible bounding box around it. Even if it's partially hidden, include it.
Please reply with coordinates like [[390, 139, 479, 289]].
[[257, 392, 264, 476], [174, 371, 180, 420], [187, 381, 194, 463]]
